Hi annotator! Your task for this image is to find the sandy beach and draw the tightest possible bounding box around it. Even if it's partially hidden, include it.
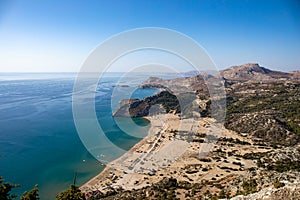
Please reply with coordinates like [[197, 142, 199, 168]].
[[81, 114, 221, 192], [80, 112, 273, 196], [80, 113, 185, 192]]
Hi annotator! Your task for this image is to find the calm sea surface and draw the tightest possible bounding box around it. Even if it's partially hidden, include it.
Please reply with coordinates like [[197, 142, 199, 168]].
[[0, 72, 172, 199]]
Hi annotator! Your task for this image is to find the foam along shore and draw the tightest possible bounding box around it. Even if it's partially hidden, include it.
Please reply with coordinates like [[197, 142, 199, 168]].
[[80, 113, 200, 192]]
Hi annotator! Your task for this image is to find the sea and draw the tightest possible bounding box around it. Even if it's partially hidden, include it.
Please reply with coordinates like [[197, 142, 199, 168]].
[[0, 72, 179, 199]]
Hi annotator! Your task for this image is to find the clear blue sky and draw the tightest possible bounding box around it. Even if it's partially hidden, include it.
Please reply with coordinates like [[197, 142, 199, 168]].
[[0, 0, 299, 72]]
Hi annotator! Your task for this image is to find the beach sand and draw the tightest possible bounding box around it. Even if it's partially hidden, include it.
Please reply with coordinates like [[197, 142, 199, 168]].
[[80, 113, 269, 195], [80, 114, 191, 191], [81, 114, 216, 191]]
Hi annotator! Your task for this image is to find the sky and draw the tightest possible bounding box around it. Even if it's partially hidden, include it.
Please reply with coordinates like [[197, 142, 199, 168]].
[[0, 0, 299, 72]]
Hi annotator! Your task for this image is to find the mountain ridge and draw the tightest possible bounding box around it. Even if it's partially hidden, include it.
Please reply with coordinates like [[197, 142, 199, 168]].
[[142, 63, 299, 93], [220, 63, 294, 82]]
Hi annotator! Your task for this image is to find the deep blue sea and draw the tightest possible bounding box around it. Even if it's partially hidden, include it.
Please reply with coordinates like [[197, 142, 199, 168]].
[[0, 72, 178, 199]]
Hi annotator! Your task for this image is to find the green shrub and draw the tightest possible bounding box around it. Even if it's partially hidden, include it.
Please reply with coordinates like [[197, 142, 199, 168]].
[[273, 180, 285, 188]]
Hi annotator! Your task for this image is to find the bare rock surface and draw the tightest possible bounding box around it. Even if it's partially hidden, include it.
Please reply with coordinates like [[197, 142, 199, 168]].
[[231, 182, 300, 200]]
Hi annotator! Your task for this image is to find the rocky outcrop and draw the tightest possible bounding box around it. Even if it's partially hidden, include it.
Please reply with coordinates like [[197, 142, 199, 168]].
[[258, 145, 300, 172], [231, 182, 300, 200]]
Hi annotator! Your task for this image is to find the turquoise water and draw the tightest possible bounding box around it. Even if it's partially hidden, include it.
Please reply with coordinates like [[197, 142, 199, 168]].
[[0, 73, 158, 199]]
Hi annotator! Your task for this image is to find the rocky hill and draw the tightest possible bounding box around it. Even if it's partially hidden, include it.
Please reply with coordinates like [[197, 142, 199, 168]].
[[113, 91, 180, 117], [225, 81, 300, 146], [220, 63, 292, 82]]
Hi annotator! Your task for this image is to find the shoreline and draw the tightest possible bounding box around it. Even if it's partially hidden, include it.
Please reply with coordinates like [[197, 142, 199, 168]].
[[80, 113, 218, 193], [80, 114, 171, 192], [79, 112, 299, 199], [80, 113, 211, 194]]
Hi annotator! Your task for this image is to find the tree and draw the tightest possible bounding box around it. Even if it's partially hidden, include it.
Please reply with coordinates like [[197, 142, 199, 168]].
[[0, 176, 19, 200], [21, 184, 39, 200], [56, 185, 85, 200]]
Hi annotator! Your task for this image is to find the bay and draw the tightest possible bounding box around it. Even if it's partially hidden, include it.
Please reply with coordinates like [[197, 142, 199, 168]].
[[0, 73, 160, 199]]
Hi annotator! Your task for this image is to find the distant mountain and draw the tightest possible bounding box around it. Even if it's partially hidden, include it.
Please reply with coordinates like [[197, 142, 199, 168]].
[[143, 64, 298, 94], [220, 63, 292, 82], [180, 70, 200, 77]]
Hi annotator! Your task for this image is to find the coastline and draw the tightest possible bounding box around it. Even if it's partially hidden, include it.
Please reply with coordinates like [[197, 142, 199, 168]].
[[80, 112, 222, 192], [80, 114, 170, 192], [79, 111, 300, 199], [80, 113, 217, 193]]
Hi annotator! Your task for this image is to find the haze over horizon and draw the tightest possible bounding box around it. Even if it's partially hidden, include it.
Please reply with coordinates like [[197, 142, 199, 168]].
[[0, 0, 299, 72]]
